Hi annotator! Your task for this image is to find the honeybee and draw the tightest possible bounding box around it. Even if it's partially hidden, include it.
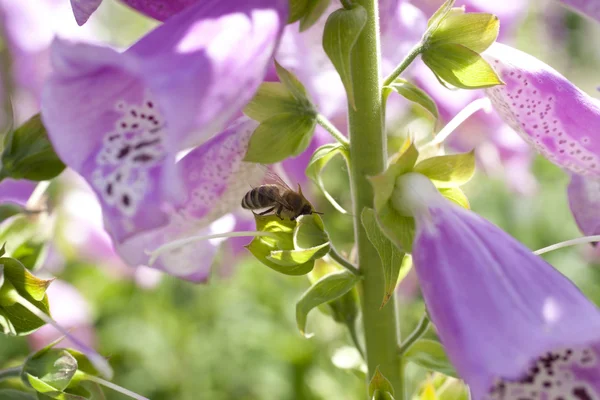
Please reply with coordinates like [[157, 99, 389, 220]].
[[241, 171, 322, 221]]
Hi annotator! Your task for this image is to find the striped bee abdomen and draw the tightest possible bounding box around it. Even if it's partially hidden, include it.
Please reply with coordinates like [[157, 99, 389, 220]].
[[241, 185, 280, 210]]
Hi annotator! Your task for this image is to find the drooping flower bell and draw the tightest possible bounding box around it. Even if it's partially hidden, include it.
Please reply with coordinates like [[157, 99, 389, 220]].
[[395, 172, 600, 400], [483, 42, 600, 237], [42, 0, 287, 280]]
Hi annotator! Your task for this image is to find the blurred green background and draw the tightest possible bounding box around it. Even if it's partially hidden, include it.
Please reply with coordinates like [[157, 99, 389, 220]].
[[3, 0, 600, 399]]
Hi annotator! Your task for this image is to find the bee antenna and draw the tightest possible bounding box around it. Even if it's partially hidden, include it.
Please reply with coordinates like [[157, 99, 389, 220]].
[[312, 210, 324, 215]]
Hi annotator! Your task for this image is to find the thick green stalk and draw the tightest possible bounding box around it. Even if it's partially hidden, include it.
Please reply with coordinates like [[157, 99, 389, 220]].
[[346, 0, 402, 395]]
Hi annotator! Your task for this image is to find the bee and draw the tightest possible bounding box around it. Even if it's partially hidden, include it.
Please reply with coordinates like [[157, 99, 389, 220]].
[[241, 171, 322, 221]]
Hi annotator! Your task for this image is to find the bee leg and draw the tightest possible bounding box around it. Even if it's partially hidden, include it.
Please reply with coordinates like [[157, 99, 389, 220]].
[[276, 205, 284, 220], [257, 207, 276, 216]]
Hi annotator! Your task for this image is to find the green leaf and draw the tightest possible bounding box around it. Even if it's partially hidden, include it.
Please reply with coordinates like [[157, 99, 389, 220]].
[[384, 79, 438, 119], [404, 339, 457, 377], [274, 61, 310, 103], [0, 203, 26, 224], [0, 214, 50, 269], [0, 389, 36, 400], [24, 349, 78, 392], [361, 208, 407, 309], [267, 242, 330, 266], [0, 243, 5, 257], [288, 0, 309, 23], [293, 214, 329, 250], [421, 43, 503, 89], [368, 366, 395, 399], [0, 257, 51, 335], [299, 0, 331, 31], [413, 151, 475, 188], [246, 215, 315, 275], [244, 113, 316, 164], [439, 187, 469, 209], [296, 270, 359, 337], [427, 0, 455, 28], [1, 114, 65, 181], [26, 373, 86, 400], [322, 6, 367, 109], [430, 11, 499, 53]]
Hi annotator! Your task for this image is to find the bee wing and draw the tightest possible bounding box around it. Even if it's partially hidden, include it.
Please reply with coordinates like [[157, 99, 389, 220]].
[[252, 165, 296, 210]]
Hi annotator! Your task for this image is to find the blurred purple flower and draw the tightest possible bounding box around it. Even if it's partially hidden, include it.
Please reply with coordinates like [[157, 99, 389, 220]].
[[485, 42, 600, 176], [400, 173, 600, 400], [120, 0, 199, 21], [0, 179, 35, 205], [567, 173, 600, 237], [559, 0, 600, 23], [42, 0, 286, 281], [28, 280, 96, 352]]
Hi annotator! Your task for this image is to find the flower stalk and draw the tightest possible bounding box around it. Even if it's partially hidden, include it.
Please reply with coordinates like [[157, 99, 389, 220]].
[[382, 42, 424, 87], [398, 314, 430, 356], [347, 0, 402, 394], [315, 114, 350, 148]]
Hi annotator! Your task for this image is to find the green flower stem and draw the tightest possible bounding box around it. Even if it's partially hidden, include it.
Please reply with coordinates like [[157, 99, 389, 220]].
[[346, 0, 403, 394], [315, 114, 350, 148], [0, 366, 22, 381], [328, 246, 360, 276], [398, 314, 430, 356], [382, 42, 424, 87], [83, 374, 150, 400]]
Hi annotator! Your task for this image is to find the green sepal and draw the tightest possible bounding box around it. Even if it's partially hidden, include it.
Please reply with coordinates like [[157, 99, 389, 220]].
[[0, 243, 5, 257], [429, 9, 499, 53], [368, 366, 395, 400], [0, 211, 50, 271], [0, 203, 26, 224], [370, 142, 419, 211], [299, 0, 331, 31], [0, 257, 52, 335], [369, 143, 419, 252], [422, 43, 503, 89], [322, 5, 367, 110], [267, 242, 330, 266], [384, 79, 438, 120], [244, 113, 316, 164], [1, 114, 65, 181], [439, 187, 469, 209], [403, 339, 457, 378], [413, 151, 475, 188], [376, 204, 415, 253], [0, 389, 37, 400], [426, 0, 455, 30], [274, 61, 311, 103], [361, 208, 408, 309], [296, 270, 359, 337], [244, 83, 307, 122]]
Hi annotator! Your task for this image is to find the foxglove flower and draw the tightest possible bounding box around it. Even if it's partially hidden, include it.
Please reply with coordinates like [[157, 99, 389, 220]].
[[42, 0, 286, 280], [484, 42, 600, 176], [397, 172, 600, 400]]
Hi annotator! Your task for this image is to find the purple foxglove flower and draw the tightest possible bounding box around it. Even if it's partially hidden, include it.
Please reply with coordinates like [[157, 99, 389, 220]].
[[567, 173, 600, 237], [559, 0, 600, 23], [400, 173, 600, 400], [0, 179, 35, 205], [484, 42, 600, 177], [111, 118, 264, 282], [120, 0, 198, 21], [70, 0, 102, 25]]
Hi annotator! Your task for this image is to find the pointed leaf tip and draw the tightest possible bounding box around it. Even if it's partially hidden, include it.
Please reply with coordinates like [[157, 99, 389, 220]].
[[323, 6, 368, 110]]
